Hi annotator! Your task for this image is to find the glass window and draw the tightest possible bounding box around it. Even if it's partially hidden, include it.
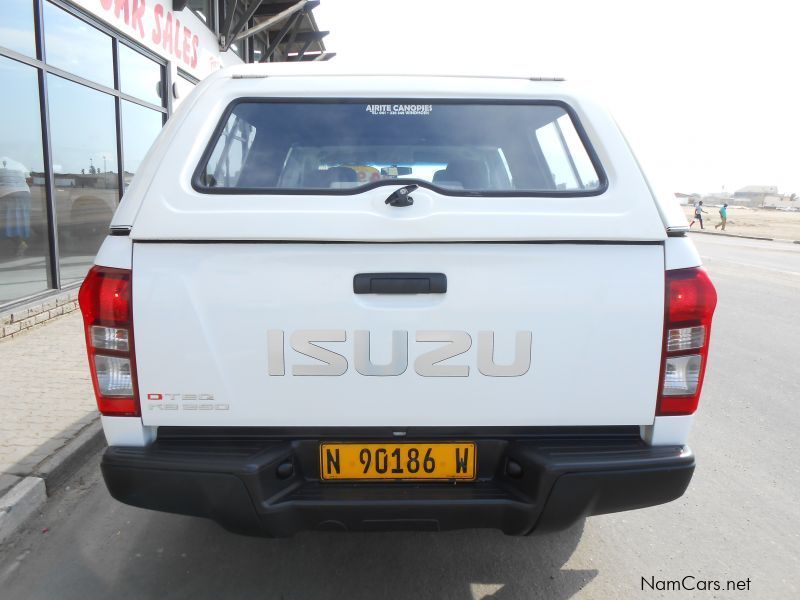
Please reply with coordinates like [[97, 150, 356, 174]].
[[174, 72, 197, 105], [252, 38, 266, 62], [535, 115, 601, 191], [0, 57, 51, 303], [47, 75, 118, 286], [197, 102, 604, 194], [202, 111, 257, 188], [43, 1, 114, 88], [228, 8, 246, 60], [0, 0, 37, 57], [121, 100, 163, 186], [185, 0, 213, 28], [118, 44, 163, 106], [230, 41, 244, 59]]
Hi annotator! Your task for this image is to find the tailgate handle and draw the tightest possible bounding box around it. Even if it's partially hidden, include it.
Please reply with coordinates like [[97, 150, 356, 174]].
[[353, 273, 447, 294]]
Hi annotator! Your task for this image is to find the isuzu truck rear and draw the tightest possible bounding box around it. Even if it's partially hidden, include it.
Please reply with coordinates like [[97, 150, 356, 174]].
[[79, 64, 717, 536]]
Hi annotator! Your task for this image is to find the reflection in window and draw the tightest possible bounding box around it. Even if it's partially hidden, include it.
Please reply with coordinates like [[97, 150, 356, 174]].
[[47, 74, 118, 285], [252, 38, 266, 62], [119, 44, 163, 106], [228, 8, 246, 61], [0, 57, 51, 303], [230, 41, 244, 59], [174, 72, 197, 105], [555, 115, 600, 188], [43, 1, 113, 88], [203, 112, 257, 188], [534, 115, 600, 191], [0, 0, 37, 58], [121, 101, 163, 183], [198, 103, 601, 193], [185, 0, 214, 28]]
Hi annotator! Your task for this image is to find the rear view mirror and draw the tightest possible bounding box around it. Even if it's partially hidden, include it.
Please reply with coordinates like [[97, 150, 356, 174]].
[[380, 166, 413, 177]]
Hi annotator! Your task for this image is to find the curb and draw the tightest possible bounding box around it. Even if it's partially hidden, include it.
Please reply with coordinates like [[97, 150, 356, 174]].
[[33, 419, 105, 494], [0, 477, 46, 545], [0, 416, 104, 545], [689, 230, 775, 241], [689, 230, 800, 244]]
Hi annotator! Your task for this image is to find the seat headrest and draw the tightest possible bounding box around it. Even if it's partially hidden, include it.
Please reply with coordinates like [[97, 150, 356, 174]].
[[432, 169, 447, 183], [442, 159, 489, 190], [304, 166, 359, 188], [325, 166, 359, 183]]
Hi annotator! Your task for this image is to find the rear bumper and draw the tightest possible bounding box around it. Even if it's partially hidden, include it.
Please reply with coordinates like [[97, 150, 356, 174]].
[[101, 428, 694, 536]]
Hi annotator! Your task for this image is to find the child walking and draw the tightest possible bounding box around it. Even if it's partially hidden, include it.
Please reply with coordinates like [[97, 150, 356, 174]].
[[689, 201, 707, 229]]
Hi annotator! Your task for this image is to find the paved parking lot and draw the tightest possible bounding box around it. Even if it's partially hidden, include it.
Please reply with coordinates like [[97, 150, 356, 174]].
[[0, 234, 798, 599], [0, 311, 96, 494]]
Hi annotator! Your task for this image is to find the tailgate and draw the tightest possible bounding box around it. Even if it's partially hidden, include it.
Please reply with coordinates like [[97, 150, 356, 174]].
[[133, 242, 664, 427]]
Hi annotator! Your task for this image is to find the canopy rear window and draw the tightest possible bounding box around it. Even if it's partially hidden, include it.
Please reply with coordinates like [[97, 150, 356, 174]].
[[194, 100, 606, 196]]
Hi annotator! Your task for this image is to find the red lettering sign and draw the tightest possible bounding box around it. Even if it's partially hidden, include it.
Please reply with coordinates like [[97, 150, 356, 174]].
[[191, 34, 199, 68], [174, 18, 182, 59], [132, 0, 146, 38], [152, 3, 163, 45], [99, 1, 201, 71], [164, 12, 173, 55], [182, 26, 192, 65], [114, 0, 130, 25]]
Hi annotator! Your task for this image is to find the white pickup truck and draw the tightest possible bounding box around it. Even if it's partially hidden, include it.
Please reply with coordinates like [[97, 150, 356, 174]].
[[78, 64, 717, 537]]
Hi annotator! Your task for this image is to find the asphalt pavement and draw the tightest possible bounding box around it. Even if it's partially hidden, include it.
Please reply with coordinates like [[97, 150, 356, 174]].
[[1, 233, 798, 599]]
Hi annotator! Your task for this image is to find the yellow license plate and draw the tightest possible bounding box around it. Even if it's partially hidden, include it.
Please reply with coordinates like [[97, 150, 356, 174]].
[[320, 442, 476, 481]]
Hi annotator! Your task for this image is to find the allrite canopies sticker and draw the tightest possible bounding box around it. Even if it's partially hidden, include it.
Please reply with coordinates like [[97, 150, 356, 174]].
[[366, 104, 433, 115]]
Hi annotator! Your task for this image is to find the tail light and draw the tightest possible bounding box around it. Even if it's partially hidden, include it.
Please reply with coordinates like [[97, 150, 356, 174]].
[[657, 267, 717, 415], [78, 266, 140, 416]]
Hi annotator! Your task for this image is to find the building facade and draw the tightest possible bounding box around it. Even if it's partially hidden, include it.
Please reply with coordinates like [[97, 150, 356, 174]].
[[732, 185, 779, 207], [0, 0, 329, 309]]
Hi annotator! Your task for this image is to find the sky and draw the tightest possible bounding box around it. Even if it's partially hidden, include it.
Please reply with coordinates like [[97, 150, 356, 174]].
[[315, 0, 800, 196]]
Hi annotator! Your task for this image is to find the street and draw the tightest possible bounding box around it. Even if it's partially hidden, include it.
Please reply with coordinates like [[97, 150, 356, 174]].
[[1, 233, 798, 599]]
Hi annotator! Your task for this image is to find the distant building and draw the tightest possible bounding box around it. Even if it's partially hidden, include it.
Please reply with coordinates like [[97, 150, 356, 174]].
[[702, 193, 735, 206], [674, 192, 700, 206], [733, 185, 779, 207], [731, 185, 798, 209], [762, 194, 799, 210]]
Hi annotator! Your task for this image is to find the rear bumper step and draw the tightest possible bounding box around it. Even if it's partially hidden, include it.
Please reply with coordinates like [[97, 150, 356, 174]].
[[101, 433, 694, 536]]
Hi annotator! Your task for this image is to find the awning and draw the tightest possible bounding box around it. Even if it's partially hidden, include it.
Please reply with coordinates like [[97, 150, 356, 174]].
[[216, 0, 334, 63]]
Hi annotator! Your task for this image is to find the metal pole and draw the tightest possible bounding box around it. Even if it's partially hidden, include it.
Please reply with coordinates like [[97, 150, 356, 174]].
[[222, 0, 265, 52], [33, 0, 61, 290], [112, 39, 125, 200], [235, 0, 309, 42], [258, 10, 302, 63], [293, 39, 313, 61], [219, 0, 241, 50]]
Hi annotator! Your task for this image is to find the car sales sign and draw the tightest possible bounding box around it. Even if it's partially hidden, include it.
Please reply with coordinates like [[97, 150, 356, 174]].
[[69, 1, 233, 78]]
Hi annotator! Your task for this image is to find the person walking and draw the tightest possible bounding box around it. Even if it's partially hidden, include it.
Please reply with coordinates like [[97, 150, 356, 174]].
[[689, 200, 708, 229], [0, 158, 32, 257], [715, 203, 728, 230]]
